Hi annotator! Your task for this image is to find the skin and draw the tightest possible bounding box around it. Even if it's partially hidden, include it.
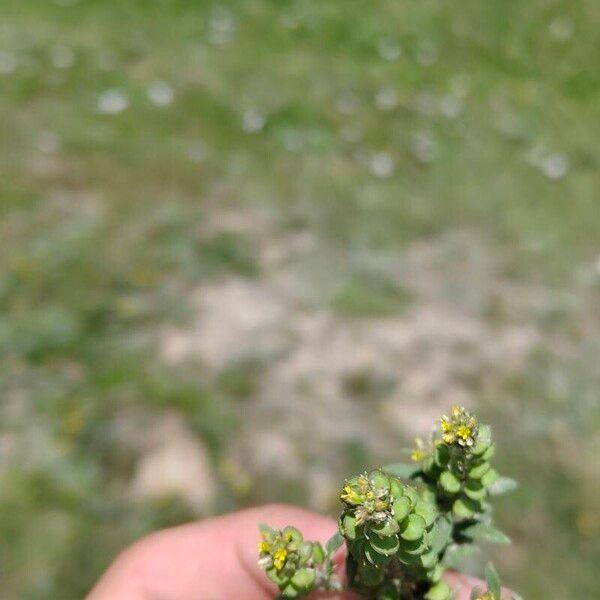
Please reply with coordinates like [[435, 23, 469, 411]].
[[87, 504, 495, 600]]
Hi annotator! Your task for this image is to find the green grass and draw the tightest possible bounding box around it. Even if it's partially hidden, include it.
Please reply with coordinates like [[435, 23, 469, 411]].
[[0, 1, 599, 598]]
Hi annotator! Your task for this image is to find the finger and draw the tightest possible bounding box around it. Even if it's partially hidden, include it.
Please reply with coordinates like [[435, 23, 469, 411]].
[[87, 504, 358, 600]]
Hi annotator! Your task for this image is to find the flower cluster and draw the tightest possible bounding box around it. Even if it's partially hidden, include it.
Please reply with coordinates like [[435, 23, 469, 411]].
[[258, 526, 320, 598], [339, 470, 438, 595], [257, 407, 518, 600], [440, 405, 479, 447]]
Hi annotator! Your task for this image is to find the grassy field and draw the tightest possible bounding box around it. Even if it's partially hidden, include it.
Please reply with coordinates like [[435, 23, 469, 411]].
[[0, 1, 599, 598]]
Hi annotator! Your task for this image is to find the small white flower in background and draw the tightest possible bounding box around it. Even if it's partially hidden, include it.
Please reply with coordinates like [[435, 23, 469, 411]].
[[209, 7, 236, 46], [242, 108, 266, 133], [50, 45, 75, 69], [375, 86, 398, 112], [378, 37, 402, 61], [97, 88, 129, 115], [37, 131, 61, 155], [0, 50, 17, 75], [541, 153, 569, 180], [370, 152, 395, 179], [411, 131, 437, 164], [549, 16, 574, 42], [147, 80, 174, 107]]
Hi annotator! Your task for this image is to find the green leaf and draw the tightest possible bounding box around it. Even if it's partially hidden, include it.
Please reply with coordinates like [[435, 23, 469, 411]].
[[462, 522, 511, 544], [440, 470, 461, 493], [400, 536, 429, 555], [414, 499, 437, 527], [429, 516, 453, 555], [312, 542, 325, 564], [425, 580, 452, 600], [291, 568, 316, 591], [472, 425, 492, 455], [420, 550, 439, 569], [481, 468, 499, 488], [341, 513, 358, 540], [369, 469, 391, 491], [392, 496, 412, 522], [370, 517, 400, 536], [325, 531, 343, 556], [404, 485, 419, 505], [488, 476, 518, 496], [485, 562, 501, 598], [464, 479, 487, 501], [259, 523, 275, 536], [368, 533, 400, 555], [468, 461, 491, 479], [281, 582, 300, 598], [452, 497, 481, 519], [383, 462, 419, 479], [400, 514, 426, 541], [434, 444, 450, 467], [267, 566, 288, 586], [481, 444, 495, 460], [282, 526, 303, 544], [442, 543, 480, 570], [365, 542, 393, 565], [390, 477, 404, 499]]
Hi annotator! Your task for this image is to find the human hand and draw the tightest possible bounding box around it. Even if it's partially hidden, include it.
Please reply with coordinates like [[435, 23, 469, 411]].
[[86, 504, 499, 600]]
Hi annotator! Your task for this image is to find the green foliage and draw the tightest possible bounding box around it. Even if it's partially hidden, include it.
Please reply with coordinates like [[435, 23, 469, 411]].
[[258, 407, 519, 599]]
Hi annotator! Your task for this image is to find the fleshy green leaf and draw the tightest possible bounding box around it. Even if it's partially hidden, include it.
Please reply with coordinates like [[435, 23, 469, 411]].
[[453, 497, 481, 519], [485, 562, 501, 598], [341, 513, 358, 540], [425, 580, 452, 600], [369, 469, 391, 491], [440, 470, 461, 493], [383, 462, 419, 479], [488, 476, 518, 496], [464, 479, 487, 501], [312, 542, 325, 564], [429, 516, 453, 555], [462, 522, 511, 544], [291, 568, 316, 591], [368, 532, 400, 556], [259, 523, 275, 536], [392, 496, 412, 522], [468, 461, 491, 479], [414, 499, 437, 527], [325, 531, 343, 556], [481, 468, 499, 488], [370, 517, 400, 536], [400, 514, 426, 541]]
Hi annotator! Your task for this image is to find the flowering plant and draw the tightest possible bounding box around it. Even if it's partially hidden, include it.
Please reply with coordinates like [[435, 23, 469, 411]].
[[258, 407, 521, 599]]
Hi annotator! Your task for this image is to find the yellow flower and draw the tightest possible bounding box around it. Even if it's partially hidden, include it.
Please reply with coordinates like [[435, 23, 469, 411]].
[[273, 548, 287, 570], [457, 425, 471, 440], [258, 540, 271, 553]]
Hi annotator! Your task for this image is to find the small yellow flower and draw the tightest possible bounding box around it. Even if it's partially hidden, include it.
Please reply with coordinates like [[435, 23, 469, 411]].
[[273, 548, 287, 570], [457, 425, 471, 440], [439, 406, 478, 448], [258, 540, 271, 553]]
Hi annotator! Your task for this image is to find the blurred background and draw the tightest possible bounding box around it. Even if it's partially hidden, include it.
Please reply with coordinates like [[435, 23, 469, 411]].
[[0, 1, 599, 598]]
